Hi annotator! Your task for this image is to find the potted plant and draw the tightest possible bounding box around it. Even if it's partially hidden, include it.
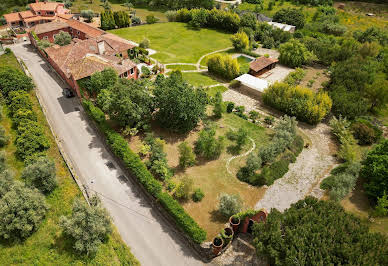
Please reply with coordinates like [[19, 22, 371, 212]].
[[220, 227, 234, 247], [212, 236, 223, 255], [229, 215, 240, 233]]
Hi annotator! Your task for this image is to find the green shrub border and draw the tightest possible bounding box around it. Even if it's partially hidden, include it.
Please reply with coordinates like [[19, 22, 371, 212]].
[[82, 100, 207, 244]]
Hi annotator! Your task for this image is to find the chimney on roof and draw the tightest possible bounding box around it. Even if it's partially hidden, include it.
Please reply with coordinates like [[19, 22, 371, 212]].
[[97, 41, 105, 55]]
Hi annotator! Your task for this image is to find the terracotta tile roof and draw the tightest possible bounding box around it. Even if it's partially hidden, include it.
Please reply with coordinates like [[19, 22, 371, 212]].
[[3, 13, 21, 23], [70, 54, 135, 80], [30, 21, 69, 34], [99, 34, 135, 53], [57, 14, 74, 20], [29, 2, 61, 12], [249, 56, 278, 72], [45, 38, 135, 80], [19, 11, 35, 19], [66, 19, 105, 38], [24, 16, 55, 23]]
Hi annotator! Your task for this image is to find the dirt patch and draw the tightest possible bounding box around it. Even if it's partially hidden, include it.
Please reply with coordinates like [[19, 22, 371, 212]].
[[299, 65, 329, 92]]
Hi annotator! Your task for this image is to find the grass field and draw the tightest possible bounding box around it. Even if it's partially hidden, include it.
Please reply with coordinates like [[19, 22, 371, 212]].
[[70, 0, 168, 22], [0, 53, 139, 265], [166, 64, 198, 71], [205, 86, 229, 98], [181, 72, 220, 87], [128, 112, 270, 239], [109, 22, 232, 64]]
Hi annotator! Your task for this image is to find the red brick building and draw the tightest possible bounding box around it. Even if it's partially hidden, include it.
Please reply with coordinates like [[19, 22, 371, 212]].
[[3, 0, 70, 28]]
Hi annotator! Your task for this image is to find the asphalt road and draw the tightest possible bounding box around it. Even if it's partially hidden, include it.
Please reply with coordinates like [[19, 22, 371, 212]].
[[10, 43, 204, 266]]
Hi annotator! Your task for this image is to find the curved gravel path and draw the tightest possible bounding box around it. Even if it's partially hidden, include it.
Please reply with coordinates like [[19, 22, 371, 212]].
[[226, 137, 256, 175], [222, 89, 337, 213]]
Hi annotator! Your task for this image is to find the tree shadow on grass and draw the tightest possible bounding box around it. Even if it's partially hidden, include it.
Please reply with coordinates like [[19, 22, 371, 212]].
[[210, 209, 228, 224], [227, 144, 242, 156]]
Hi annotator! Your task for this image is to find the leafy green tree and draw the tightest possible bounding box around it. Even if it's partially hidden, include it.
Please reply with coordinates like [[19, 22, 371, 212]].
[[0, 67, 34, 98], [253, 197, 388, 265], [278, 39, 313, 68], [0, 169, 13, 198], [361, 139, 388, 203], [146, 15, 159, 24], [174, 176, 193, 200], [373, 192, 388, 217], [218, 193, 242, 217], [154, 73, 207, 133], [89, 68, 118, 94], [106, 79, 153, 129], [231, 31, 249, 51], [273, 8, 305, 29], [213, 91, 223, 119], [194, 127, 225, 160], [240, 13, 257, 30], [113, 11, 131, 28], [227, 128, 248, 154], [8, 91, 32, 116], [60, 196, 112, 256], [0, 182, 48, 240], [101, 10, 116, 30], [189, 8, 207, 29], [54, 31, 71, 46], [80, 10, 94, 23], [207, 54, 240, 80], [178, 141, 196, 169], [21, 157, 57, 194]]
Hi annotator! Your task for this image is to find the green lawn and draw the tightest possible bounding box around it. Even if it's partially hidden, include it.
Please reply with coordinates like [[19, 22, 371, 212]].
[[181, 72, 219, 87], [0, 53, 139, 265], [166, 64, 197, 71], [109, 22, 232, 64], [205, 86, 228, 98]]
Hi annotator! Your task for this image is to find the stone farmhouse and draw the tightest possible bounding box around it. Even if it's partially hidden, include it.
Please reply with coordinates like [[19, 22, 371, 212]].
[[28, 18, 139, 97], [3, 0, 71, 28]]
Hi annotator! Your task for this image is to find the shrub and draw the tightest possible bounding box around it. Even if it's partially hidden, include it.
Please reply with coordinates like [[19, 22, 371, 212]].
[[351, 122, 378, 145], [12, 108, 37, 128], [284, 68, 305, 86], [278, 39, 313, 68], [218, 193, 243, 217], [0, 182, 48, 240], [146, 15, 159, 24], [373, 192, 388, 217], [213, 91, 224, 119], [21, 157, 57, 194], [0, 67, 34, 98], [8, 91, 33, 116], [262, 82, 332, 124], [15, 121, 50, 161], [227, 128, 249, 154], [178, 142, 196, 169], [329, 116, 358, 162], [207, 54, 240, 80], [320, 162, 361, 201], [175, 176, 194, 200], [145, 135, 172, 181], [192, 188, 205, 202], [139, 38, 150, 49], [226, 102, 235, 113], [249, 110, 259, 123], [229, 80, 241, 89], [253, 197, 388, 265], [141, 66, 151, 77], [361, 139, 388, 203], [273, 8, 305, 29], [194, 127, 225, 160], [231, 31, 249, 51], [0, 125, 9, 147], [60, 196, 112, 256], [166, 10, 177, 22]]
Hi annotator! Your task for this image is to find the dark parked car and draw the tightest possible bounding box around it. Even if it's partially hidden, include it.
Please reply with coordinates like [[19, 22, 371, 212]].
[[63, 88, 75, 98]]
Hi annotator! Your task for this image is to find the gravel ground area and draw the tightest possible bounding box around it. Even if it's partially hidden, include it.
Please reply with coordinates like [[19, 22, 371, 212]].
[[223, 89, 337, 212], [254, 47, 280, 59]]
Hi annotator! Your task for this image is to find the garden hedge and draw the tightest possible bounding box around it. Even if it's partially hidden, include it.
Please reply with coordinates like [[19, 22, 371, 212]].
[[83, 100, 207, 244]]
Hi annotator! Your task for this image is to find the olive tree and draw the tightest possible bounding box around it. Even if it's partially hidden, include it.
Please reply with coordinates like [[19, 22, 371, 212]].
[[21, 157, 57, 194], [54, 31, 72, 46], [218, 193, 243, 217], [0, 182, 48, 240], [60, 196, 112, 256]]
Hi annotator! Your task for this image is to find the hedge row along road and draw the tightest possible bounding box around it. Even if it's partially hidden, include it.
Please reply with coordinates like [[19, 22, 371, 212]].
[[9, 42, 203, 266]]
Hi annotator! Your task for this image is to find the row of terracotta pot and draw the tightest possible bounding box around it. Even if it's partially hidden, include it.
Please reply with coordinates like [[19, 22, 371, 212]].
[[212, 215, 241, 255]]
